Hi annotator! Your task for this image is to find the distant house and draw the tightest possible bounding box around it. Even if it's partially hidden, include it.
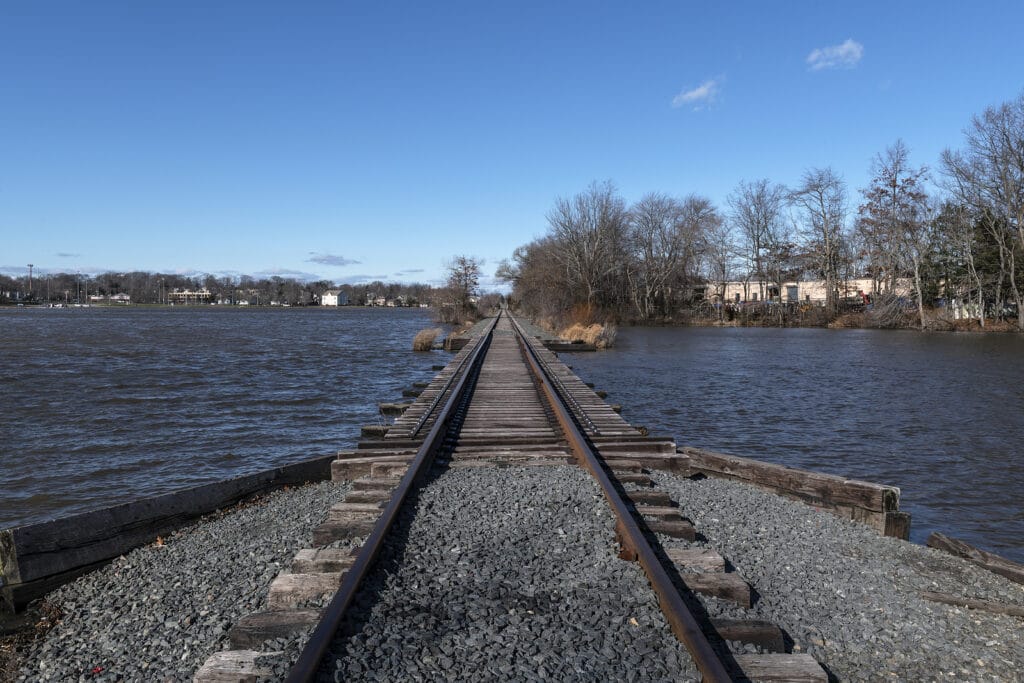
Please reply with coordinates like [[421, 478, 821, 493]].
[[168, 288, 213, 304], [87, 293, 132, 304], [321, 290, 348, 306], [708, 278, 912, 305]]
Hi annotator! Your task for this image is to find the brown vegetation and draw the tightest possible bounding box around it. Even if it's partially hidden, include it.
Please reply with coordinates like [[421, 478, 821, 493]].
[[412, 328, 442, 351], [558, 323, 618, 349]]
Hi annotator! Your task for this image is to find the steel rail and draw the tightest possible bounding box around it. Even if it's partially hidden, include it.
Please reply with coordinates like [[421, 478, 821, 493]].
[[522, 335, 600, 435], [284, 314, 500, 683], [508, 313, 733, 683], [409, 324, 484, 437]]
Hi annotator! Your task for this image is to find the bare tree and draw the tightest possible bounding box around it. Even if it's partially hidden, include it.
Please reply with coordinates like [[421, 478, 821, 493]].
[[497, 240, 573, 323], [439, 255, 483, 324], [630, 193, 685, 319], [700, 218, 740, 319], [629, 193, 717, 318], [789, 168, 850, 313], [546, 180, 630, 312], [728, 179, 788, 302], [858, 140, 932, 328], [941, 92, 1024, 328]]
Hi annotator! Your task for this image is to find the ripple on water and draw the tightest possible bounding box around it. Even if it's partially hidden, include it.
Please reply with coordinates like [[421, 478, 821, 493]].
[[567, 325, 1024, 564], [1, 307, 448, 528]]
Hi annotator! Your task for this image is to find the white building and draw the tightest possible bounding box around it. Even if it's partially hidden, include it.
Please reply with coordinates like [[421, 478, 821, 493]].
[[321, 290, 348, 306], [709, 278, 912, 305]]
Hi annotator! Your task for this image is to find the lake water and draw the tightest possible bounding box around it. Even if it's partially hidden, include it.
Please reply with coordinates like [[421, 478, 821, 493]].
[[0, 307, 445, 528], [3, 311, 1022, 564], [566, 326, 1024, 563]]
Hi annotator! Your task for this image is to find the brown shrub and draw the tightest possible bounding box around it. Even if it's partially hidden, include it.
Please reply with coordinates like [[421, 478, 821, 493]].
[[559, 323, 617, 349], [412, 328, 442, 351]]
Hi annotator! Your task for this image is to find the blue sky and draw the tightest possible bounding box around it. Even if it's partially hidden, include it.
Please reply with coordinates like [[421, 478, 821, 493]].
[[2, 1, 1022, 288]]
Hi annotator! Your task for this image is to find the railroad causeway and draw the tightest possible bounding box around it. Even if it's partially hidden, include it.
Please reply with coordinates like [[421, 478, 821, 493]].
[[4, 310, 1023, 682]]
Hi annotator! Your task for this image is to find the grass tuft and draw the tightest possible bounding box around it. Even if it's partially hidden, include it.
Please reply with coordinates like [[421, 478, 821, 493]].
[[558, 323, 617, 349], [412, 328, 442, 351]]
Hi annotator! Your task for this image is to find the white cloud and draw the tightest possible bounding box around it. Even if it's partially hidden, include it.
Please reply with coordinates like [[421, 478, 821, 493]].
[[807, 39, 864, 71], [307, 252, 360, 267], [671, 79, 720, 109], [252, 268, 323, 282]]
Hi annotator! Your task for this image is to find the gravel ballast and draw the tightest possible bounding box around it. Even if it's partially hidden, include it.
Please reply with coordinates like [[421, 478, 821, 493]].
[[653, 471, 1024, 682], [322, 465, 698, 682], [10, 462, 1023, 682], [12, 480, 350, 683]]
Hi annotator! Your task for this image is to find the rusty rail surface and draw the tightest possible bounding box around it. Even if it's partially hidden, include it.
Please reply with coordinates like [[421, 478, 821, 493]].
[[508, 313, 733, 683], [284, 315, 499, 683]]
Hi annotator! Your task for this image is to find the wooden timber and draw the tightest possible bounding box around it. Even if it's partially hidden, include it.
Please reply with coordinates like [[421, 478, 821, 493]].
[[919, 591, 1024, 618], [708, 619, 786, 653], [0, 454, 336, 613], [193, 650, 277, 683], [926, 532, 1024, 585], [229, 609, 322, 649], [730, 654, 828, 682], [679, 446, 909, 539]]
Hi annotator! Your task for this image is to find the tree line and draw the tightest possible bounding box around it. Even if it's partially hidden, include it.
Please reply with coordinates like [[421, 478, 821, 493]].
[[0, 270, 440, 307], [499, 92, 1024, 331]]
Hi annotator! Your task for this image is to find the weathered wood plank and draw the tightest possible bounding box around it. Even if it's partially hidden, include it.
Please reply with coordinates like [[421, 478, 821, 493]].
[[344, 489, 393, 505], [625, 490, 672, 506], [614, 473, 653, 487], [193, 650, 278, 683], [646, 519, 697, 540], [926, 532, 1024, 585], [228, 609, 321, 649], [350, 476, 401, 491], [708, 619, 786, 652], [731, 653, 827, 682], [666, 547, 726, 572], [266, 572, 344, 610], [311, 519, 377, 546], [680, 572, 752, 608], [633, 505, 680, 520], [1, 454, 335, 613], [360, 425, 389, 438], [919, 591, 1024, 617], [291, 547, 358, 574], [681, 447, 899, 512]]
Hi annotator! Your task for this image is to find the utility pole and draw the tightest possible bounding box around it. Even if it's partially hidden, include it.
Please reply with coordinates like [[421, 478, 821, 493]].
[[27, 264, 33, 298]]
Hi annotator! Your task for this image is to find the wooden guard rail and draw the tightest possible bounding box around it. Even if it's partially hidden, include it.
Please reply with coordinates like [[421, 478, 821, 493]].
[[678, 447, 910, 539]]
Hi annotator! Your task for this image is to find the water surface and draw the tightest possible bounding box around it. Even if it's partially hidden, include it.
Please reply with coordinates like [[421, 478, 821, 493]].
[[566, 326, 1024, 563], [1, 307, 446, 528]]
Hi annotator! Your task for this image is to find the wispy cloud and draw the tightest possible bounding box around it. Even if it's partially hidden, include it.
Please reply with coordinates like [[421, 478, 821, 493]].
[[307, 252, 361, 267], [252, 267, 324, 282], [807, 39, 864, 71], [394, 268, 424, 276], [55, 252, 80, 258], [671, 78, 720, 110], [336, 274, 392, 285]]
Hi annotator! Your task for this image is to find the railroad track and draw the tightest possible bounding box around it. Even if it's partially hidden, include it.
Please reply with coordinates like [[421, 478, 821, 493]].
[[195, 311, 827, 682]]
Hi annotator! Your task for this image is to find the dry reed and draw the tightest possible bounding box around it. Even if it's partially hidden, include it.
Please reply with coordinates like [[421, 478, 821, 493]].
[[558, 323, 617, 349], [412, 327, 442, 351]]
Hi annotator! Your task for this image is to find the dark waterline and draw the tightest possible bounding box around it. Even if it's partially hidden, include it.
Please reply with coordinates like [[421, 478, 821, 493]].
[[565, 326, 1024, 564], [0, 307, 448, 528]]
